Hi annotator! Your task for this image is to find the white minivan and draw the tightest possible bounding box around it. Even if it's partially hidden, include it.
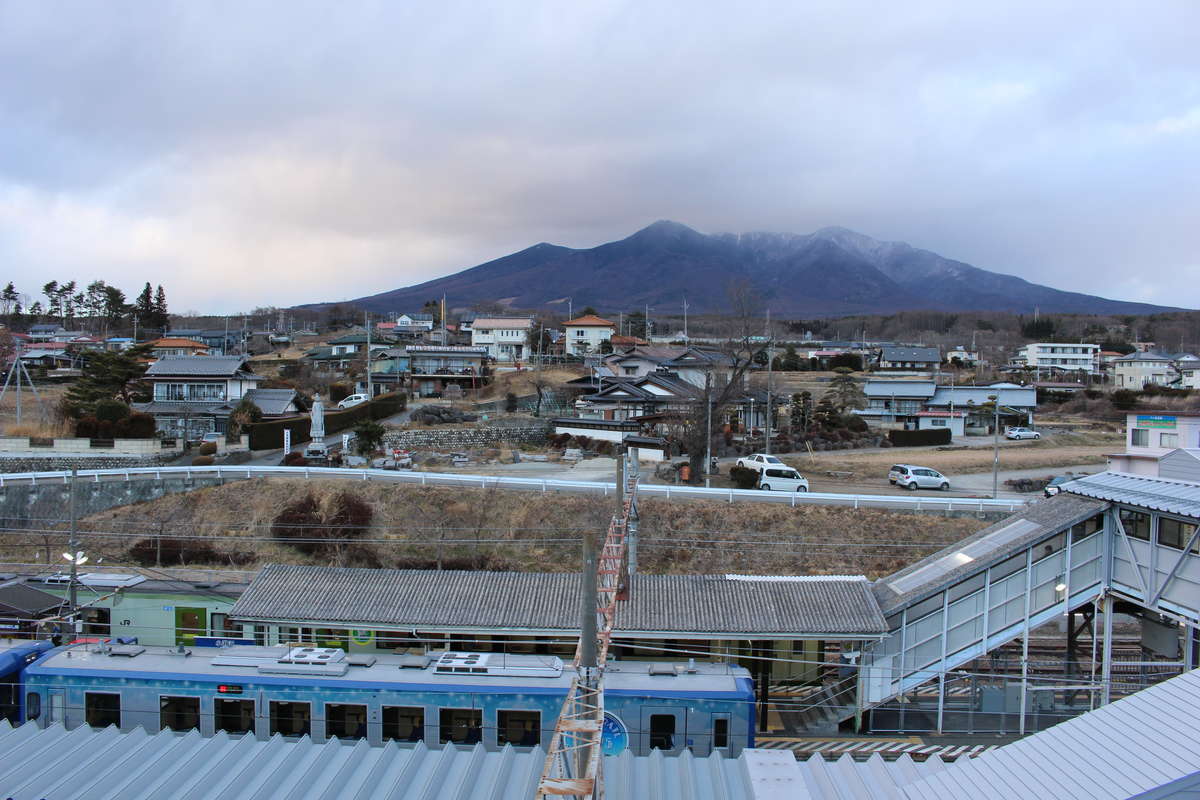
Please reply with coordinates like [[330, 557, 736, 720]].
[[337, 394, 368, 409], [758, 466, 810, 492]]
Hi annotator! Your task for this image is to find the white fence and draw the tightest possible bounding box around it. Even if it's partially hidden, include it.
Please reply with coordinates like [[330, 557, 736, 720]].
[[0, 465, 1030, 513]]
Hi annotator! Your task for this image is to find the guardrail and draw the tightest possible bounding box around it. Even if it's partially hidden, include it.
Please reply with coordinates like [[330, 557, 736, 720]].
[[0, 465, 1030, 513]]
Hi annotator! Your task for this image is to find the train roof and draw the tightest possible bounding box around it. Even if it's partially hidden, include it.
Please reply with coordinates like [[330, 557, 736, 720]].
[[0, 638, 53, 674], [28, 643, 751, 696]]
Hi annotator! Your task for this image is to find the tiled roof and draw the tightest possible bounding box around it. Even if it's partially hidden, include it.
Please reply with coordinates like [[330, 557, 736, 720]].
[[863, 380, 936, 399], [150, 337, 208, 348], [880, 346, 940, 362], [144, 356, 253, 377], [241, 388, 299, 416], [565, 314, 615, 327], [231, 565, 888, 636]]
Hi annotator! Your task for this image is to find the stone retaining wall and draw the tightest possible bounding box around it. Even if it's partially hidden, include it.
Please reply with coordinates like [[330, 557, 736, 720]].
[[0, 454, 178, 474], [0, 473, 230, 530], [383, 423, 552, 451]]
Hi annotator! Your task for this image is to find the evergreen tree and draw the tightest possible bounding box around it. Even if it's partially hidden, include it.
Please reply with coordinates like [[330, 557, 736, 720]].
[[28, 301, 44, 319], [790, 391, 814, 431], [63, 342, 154, 416], [153, 285, 169, 330], [134, 283, 154, 332], [0, 283, 18, 322], [825, 367, 866, 412], [42, 281, 60, 321]]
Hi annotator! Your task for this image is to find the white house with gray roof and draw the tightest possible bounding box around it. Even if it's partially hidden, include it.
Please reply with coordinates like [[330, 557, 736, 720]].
[[133, 356, 265, 439]]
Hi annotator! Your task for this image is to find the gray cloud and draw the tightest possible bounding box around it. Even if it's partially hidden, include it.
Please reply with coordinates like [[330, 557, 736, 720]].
[[1, 0, 1197, 312]]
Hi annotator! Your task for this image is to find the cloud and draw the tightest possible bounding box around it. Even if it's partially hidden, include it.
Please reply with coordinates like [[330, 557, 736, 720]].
[[0, 0, 1197, 312]]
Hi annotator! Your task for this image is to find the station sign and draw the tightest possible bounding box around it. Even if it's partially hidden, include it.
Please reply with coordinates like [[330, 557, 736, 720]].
[[1137, 415, 1177, 429]]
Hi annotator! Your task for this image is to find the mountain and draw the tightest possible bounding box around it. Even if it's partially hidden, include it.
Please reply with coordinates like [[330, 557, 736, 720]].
[[329, 221, 1180, 316]]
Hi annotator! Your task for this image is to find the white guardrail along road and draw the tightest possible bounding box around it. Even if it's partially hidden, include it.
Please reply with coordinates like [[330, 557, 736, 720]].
[[0, 465, 1030, 513]]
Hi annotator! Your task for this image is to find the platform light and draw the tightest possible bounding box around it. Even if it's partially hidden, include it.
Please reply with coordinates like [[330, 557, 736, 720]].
[[62, 551, 88, 566]]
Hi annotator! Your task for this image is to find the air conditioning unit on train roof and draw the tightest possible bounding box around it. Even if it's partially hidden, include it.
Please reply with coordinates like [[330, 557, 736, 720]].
[[432, 651, 563, 679], [281, 646, 346, 664]]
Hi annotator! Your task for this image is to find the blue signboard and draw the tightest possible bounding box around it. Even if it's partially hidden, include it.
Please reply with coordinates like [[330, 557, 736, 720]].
[[601, 712, 629, 755], [193, 637, 256, 648]]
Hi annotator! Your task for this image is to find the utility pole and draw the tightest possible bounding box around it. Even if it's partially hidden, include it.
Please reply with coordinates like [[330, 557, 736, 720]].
[[704, 371, 713, 488], [765, 309, 773, 455], [990, 394, 1000, 499], [67, 468, 79, 642], [365, 311, 373, 400], [682, 297, 688, 340]]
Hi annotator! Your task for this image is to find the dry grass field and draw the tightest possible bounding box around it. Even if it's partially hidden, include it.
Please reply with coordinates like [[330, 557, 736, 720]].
[[4, 479, 989, 579], [0, 383, 69, 436]]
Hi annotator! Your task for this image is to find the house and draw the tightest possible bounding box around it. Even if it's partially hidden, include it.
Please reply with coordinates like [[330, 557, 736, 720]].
[[396, 313, 435, 331], [27, 324, 67, 343], [1108, 411, 1200, 475], [167, 329, 243, 355], [576, 372, 704, 421], [148, 337, 209, 359], [105, 337, 134, 351], [18, 348, 74, 370], [1014, 342, 1100, 375], [945, 346, 979, 366], [925, 382, 1036, 430], [132, 356, 265, 439], [470, 317, 534, 362], [327, 332, 395, 357], [563, 315, 616, 355], [875, 346, 941, 373], [915, 411, 967, 437], [406, 345, 487, 397], [1114, 351, 1200, 389], [858, 379, 1035, 431]]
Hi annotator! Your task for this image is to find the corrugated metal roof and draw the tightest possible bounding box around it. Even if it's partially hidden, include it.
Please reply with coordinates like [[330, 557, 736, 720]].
[[863, 381, 937, 399], [900, 667, 1200, 800], [144, 356, 253, 377], [231, 565, 888, 636], [0, 581, 62, 615], [927, 385, 1037, 409], [874, 494, 1106, 614], [1066, 471, 1200, 518]]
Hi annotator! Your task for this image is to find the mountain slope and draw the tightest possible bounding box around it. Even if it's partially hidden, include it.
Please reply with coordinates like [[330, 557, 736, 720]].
[[331, 221, 1179, 316]]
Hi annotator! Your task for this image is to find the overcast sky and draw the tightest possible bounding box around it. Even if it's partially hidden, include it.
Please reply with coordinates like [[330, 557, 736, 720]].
[[2, 1, 1198, 314]]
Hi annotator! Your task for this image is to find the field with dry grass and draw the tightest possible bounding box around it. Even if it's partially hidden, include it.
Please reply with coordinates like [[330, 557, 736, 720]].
[[0, 383, 69, 436], [3, 479, 988, 579], [474, 366, 586, 400]]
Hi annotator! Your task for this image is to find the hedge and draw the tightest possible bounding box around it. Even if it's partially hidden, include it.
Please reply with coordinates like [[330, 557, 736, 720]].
[[888, 428, 952, 447], [245, 391, 407, 450]]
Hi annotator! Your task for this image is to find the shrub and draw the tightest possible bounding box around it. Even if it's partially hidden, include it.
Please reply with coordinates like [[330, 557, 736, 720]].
[[271, 490, 373, 559], [94, 399, 131, 423], [74, 416, 99, 438], [191, 455, 215, 466], [505, 392, 518, 412], [114, 412, 157, 438], [198, 442, 217, 456], [729, 465, 759, 489], [128, 537, 220, 567], [1111, 389, 1139, 410], [887, 428, 952, 447], [329, 383, 352, 403], [283, 451, 309, 467]]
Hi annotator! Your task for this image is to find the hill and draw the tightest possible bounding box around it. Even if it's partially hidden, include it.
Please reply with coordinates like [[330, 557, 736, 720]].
[[324, 221, 1181, 316]]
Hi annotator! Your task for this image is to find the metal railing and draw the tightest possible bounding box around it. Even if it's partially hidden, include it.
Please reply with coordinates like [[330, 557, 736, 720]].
[[0, 465, 1029, 513]]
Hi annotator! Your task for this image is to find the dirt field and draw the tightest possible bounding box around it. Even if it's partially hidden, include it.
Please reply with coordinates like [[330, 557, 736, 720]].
[[3, 479, 989, 579], [475, 366, 587, 400]]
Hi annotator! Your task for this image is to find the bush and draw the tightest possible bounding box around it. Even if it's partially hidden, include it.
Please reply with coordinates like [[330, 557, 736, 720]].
[[888, 428, 952, 447], [114, 412, 157, 438], [74, 416, 99, 438], [198, 442, 217, 456], [94, 399, 131, 423], [283, 451, 309, 467], [271, 490, 373, 559], [729, 465, 760, 489], [1111, 389, 1139, 410], [191, 455, 215, 466], [329, 383, 352, 403], [505, 392, 518, 412], [128, 537, 220, 567]]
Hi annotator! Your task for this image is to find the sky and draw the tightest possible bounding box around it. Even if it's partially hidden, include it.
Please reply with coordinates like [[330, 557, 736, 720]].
[[1, 1, 1198, 314]]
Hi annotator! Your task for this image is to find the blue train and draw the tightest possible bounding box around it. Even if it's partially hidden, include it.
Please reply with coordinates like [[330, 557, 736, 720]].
[[4, 640, 755, 756]]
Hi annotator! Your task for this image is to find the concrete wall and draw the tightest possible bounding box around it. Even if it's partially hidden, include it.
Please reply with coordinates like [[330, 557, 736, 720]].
[[0, 473, 230, 530], [0, 437, 182, 456], [383, 422, 551, 452]]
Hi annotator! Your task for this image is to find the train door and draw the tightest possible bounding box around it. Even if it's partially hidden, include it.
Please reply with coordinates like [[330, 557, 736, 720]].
[[639, 706, 686, 755], [48, 689, 65, 727]]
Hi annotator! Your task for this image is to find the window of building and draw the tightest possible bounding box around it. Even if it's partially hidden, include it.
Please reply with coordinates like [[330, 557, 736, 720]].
[[930, 419, 946, 427], [215, 698, 255, 734], [1131, 429, 1149, 447], [325, 703, 368, 740], [1161, 433, 1179, 448], [383, 706, 424, 742], [649, 714, 676, 750], [160, 696, 201, 732], [270, 701, 311, 737], [1120, 508, 1151, 541], [497, 710, 540, 746], [440, 708, 482, 744], [1159, 518, 1197, 550], [85, 692, 121, 729]]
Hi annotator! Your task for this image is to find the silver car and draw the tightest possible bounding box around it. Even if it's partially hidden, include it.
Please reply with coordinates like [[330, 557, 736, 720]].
[[889, 464, 950, 491]]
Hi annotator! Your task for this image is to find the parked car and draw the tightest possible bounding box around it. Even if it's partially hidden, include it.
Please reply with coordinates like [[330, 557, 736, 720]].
[[758, 467, 809, 492], [736, 453, 786, 473], [200, 432, 222, 444], [337, 394, 368, 409], [1005, 427, 1041, 440], [889, 464, 950, 491], [1043, 475, 1075, 497]]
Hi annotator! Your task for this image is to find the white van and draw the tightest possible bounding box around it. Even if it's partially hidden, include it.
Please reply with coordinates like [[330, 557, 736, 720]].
[[758, 466, 810, 492]]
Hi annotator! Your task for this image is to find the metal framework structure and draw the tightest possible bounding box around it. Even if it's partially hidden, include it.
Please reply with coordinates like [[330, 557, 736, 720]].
[[537, 453, 639, 799]]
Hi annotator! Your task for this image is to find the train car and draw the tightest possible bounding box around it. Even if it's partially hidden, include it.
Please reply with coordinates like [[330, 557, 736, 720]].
[[22, 643, 754, 756], [0, 639, 54, 724]]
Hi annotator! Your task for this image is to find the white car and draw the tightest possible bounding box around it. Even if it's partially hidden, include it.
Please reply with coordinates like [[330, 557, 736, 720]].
[[736, 453, 786, 473], [758, 467, 809, 492], [889, 464, 950, 491], [1005, 427, 1041, 440], [337, 394, 368, 409]]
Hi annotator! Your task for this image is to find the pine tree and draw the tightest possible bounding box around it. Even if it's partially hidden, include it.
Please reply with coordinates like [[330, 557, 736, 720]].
[[153, 285, 169, 330], [134, 283, 154, 332], [63, 342, 154, 416]]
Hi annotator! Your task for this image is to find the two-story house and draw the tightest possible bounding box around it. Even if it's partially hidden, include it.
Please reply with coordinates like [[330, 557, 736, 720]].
[[396, 313, 435, 331], [875, 346, 941, 373], [563, 315, 616, 355], [149, 337, 209, 359], [470, 317, 534, 362], [406, 345, 488, 397], [133, 356, 266, 440], [1114, 352, 1200, 389], [1109, 411, 1200, 475]]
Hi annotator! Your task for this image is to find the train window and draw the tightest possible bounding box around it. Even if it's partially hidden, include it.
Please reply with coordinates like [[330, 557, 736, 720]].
[[215, 698, 255, 734], [497, 710, 540, 746], [649, 714, 675, 750], [325, 703, 368, 740], [85, 692, 121, 729], [270, 701, 311, 737], [160, 696, 201, 732], [382, 706, 424, 742], [25, 692, 40, 721], [439, 708, 482, 744], [713, 716, 729, 749]]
